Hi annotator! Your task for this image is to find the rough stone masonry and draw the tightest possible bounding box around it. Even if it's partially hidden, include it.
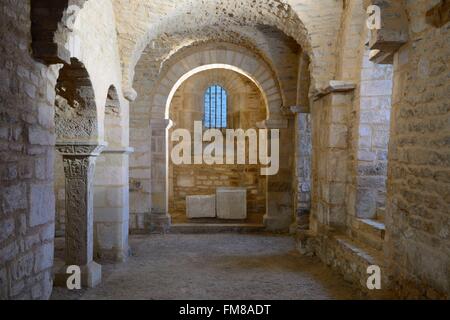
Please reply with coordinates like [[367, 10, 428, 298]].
[[0, 0, 449, 300]]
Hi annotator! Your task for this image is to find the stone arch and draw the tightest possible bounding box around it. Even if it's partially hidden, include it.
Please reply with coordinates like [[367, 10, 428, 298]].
[[140, 43, 293, 231], [151, 44, 285, 122], [168, 69, 268, 220], [123, 0, 313, 95], [179, 70, 268, 129], [54, 58, 98, 142]]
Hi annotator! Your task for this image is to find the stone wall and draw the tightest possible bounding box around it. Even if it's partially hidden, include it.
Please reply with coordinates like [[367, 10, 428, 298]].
[[304, 0, 450, 299], [168, 69, 267, 215], [0, 0, 129, 299], [384, 0, 450, 298], [0, 0, 57, 300]]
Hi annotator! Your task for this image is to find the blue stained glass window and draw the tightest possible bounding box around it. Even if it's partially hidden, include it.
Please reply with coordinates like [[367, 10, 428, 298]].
[[204, 85, 227, 128]]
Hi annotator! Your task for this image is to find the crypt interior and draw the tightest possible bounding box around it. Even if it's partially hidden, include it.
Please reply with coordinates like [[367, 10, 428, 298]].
[[0, 0, 449, 300]]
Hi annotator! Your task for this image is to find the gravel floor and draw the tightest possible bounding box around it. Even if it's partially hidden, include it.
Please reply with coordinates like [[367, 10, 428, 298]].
[[51, 233, 360, 300]]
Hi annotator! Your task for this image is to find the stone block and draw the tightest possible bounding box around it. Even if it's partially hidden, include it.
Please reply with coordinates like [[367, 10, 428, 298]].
[[216, 188, 247, 220], [177, 175, 195, 187], [186, 195, 216, 218], [30, 183, 54, 227], [2, 183, 27, 214], [34, 242, 53, 273], [0, 218, 15, 242]]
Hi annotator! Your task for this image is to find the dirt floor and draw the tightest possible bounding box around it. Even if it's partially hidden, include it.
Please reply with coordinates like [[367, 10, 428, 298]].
[[51, 233, 361, 300]]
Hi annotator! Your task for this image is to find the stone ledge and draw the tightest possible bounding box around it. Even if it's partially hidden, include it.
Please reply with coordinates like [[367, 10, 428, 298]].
[[102, 146, 135, 155], [310, 232, 393, 298], [351, 218, 386, 251], [314, 81, 356, 100]]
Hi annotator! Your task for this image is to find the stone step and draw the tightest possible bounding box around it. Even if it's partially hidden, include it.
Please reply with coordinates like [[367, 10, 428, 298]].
[[334, 234, 384, 269], [170, 223, 265, 234], [353, 218, 386, 251], [329, 234, 391, 298]]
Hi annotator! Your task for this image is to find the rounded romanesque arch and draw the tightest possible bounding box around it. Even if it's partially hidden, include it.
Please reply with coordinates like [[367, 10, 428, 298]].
[[150, 43, 285, 121], [122, 0, 313, 96], [168, 69, 268, 221], [55, 58, 98, 142], [132, 42, 293, 232]]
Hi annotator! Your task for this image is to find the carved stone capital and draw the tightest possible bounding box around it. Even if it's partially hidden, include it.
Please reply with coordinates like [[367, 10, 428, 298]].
[[56, 142, 107, 157]]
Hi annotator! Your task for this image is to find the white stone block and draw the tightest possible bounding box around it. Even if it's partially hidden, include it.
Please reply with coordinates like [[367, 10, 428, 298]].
[[216, 188, 247, 220], [186, 195, 216, 218]]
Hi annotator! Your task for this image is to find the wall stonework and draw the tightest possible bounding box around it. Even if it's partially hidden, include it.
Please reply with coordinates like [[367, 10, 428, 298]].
[[384, 0, 450, 298], [0, 0, 57, 299]]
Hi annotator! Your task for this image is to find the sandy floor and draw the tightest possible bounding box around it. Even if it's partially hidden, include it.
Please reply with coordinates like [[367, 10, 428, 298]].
[[51, 233, 360, 300]]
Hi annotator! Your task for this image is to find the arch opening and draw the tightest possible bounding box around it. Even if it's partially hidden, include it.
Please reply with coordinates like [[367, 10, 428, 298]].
[[167, 68, 268, 224]]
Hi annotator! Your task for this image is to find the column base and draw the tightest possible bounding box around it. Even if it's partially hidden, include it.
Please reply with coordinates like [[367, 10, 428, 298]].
[[54, 261, 102, 288], [95, 246, 131, 263], [148, 212, 171, 233], [263, 214, 292, 232]]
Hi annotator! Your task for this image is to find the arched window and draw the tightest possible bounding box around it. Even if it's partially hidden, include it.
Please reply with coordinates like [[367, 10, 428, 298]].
[[204, 85, 227, 128]]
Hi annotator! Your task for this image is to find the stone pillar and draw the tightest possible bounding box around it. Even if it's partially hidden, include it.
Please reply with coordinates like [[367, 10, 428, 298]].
[[290, 106, 312, 233], [94, 147, 133, 262], [311, 81, 355, 232], [54, 142, 106, 288], [259, 118, 295, 232], [149, 119, 171, 232]]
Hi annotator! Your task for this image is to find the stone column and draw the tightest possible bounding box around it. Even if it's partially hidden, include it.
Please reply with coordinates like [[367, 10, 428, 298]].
[[94, 147, 134, 262], [54, 142, 106, 288], [290, 106, 312, 233], [259, 118, 295, 231], [148, 119, 171, 232]]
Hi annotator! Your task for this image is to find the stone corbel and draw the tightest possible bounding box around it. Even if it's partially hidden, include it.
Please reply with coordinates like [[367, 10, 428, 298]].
[[123, 87, 138, 102], [314, 80, 356, 101], [367, 0, 409, 64]]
